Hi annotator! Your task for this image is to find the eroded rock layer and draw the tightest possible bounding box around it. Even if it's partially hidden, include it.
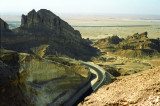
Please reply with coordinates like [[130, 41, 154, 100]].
[[95, 32, 160, 59], [0, 48, 90, 105]]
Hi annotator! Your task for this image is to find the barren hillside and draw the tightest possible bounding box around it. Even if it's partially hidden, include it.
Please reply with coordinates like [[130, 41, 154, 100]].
[[79, 66, 160, 106]]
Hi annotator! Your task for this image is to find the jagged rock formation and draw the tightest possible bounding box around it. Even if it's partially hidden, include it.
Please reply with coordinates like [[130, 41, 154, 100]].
[[0, 48, 90, 105], [1, 9, 98, 61], [0, 18, 15, 48], [94, 35, 124, 50], [95, 32, 160, 58], [15, 9, 82, 40], [97, 35, 123, 45], [0, 18, 9, 30]]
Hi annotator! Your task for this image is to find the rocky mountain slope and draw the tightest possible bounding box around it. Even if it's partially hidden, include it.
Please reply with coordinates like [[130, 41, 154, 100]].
[[0, 48, 90, 105], [14, 9, 82, 41], [1, 9, 99, 61], [0, 18, 15, 40], [95, 32, 160, 59], [79, 66, 160, 106], [0, 18, 9, 30]]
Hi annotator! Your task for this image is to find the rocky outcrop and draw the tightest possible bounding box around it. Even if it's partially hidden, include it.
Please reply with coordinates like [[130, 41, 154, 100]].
[[97, 35, 123, 45], [0, 48, 90, 106], [79, 66, 160, 106], [14, 9, 81, 41], [1, 9, 98, 61], [0, 18, 9, 30], [18, 9, 81, 40], [95, 32, 160, 59], [0, 19, 15, 48], [94, 35, 124, 51]]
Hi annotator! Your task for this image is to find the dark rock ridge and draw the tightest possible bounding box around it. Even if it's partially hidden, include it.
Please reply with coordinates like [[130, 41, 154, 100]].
[[18, 9, 81, 40], [1, 9, 99, 61], [0, 18, 15, 48], [0, 18, 9, 30]]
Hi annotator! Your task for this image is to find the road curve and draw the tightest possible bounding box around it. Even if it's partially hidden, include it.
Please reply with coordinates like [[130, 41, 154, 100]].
[[81, 62, 106, 91], [64, 62, 114, 106]]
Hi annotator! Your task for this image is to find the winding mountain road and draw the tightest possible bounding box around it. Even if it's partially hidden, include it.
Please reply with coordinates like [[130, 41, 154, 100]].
[[81, 62, 106, 91], [64, 62, 114, 106]]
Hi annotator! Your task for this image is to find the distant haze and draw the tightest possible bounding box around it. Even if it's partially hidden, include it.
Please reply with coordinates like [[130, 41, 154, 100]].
[[0, 0, 160, 16]]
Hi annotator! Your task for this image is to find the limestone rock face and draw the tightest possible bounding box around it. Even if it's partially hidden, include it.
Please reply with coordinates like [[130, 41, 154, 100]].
[[0, 48, 90, 106], [0, 18, 9, 30]]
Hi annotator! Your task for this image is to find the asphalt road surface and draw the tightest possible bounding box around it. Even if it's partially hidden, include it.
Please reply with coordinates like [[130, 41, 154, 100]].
[[81, 62, 106, 91]]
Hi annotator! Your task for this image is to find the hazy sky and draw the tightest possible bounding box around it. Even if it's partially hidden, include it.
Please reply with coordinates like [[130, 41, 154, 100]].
[[0, 0, 160, 16]]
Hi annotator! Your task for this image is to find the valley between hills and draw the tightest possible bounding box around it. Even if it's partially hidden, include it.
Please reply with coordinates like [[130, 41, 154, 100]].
[[0, 9, 160, 106]]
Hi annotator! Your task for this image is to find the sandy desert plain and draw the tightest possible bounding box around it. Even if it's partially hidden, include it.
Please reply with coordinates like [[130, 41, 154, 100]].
[[62, 15, 160, 39]]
